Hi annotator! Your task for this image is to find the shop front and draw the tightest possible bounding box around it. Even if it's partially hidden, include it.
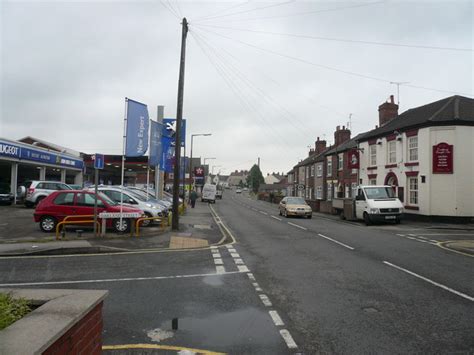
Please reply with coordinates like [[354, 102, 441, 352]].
[[0, 138, 84, 204]]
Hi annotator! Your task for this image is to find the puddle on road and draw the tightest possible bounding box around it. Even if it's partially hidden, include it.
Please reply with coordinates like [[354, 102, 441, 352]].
[[156, 307, 277, 348]]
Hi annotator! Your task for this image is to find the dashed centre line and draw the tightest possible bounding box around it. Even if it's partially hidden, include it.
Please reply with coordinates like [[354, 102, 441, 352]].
[[287, 222, 307, 230], [259, 294, 273, 307], [269, 310, 284, 326], [259, 211, 268, 215], [316, 233, 355, 250], [271, 215, 282, 221]]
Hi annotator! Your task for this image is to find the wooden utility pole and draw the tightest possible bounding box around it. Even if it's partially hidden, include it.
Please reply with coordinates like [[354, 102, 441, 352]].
[[172, 18, 188, 230]]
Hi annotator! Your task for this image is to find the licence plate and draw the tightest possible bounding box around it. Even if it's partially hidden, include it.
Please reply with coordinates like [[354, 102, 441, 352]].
[[385, 216, 396, 219]]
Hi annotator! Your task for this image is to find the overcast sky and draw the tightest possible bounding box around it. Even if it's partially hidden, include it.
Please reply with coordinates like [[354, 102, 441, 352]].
[[1, 0, 472, 175]]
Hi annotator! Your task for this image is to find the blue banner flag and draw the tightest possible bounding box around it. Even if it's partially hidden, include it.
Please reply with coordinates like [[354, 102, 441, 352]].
[[125, 99, 149, 157], [160, 133, 175, 173], [163, 118, 186, 147], [148, 120, 162, 167]]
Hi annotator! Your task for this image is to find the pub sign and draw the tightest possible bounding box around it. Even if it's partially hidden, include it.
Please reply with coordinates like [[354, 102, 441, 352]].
[[432, 142, 453, 174]]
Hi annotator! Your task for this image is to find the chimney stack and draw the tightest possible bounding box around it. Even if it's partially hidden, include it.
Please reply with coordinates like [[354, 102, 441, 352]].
[[378, 95, 399, 126], [334, 126, 351, 147], [315, 136, 327, 154]]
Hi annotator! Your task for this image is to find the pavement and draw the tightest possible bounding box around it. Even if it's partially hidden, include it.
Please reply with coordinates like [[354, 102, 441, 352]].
[[0, 202, 226, 256]]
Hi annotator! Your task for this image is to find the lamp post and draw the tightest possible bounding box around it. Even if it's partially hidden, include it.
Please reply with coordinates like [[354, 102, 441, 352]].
[[189, 133, 211, 191], [203, 158, 216, 184]]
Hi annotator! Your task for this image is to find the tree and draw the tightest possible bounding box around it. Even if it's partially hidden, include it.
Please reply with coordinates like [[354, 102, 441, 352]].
[[247, 164, 265, 193]]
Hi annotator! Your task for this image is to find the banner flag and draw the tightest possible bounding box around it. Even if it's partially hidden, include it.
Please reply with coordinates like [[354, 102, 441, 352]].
[[149, 120, 162, 167], [125, 99, 149, 157], [163, 118, 186, 147]]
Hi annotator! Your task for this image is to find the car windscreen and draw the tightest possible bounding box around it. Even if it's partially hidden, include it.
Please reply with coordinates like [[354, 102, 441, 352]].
[[98, 192, 118, 206], [364, 187, 395, 199], [286, 197, 306, 205], [125, 189, 148, 202]]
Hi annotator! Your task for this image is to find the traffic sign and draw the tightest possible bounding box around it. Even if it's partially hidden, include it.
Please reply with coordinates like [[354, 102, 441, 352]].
[[297, 184, 305, 191], [93, 153, 105, 170]]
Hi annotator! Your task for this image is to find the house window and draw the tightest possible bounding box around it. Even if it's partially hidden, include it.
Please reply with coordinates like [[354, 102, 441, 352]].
[[316, 164, 323, 177], [310, 165, 315, 177], [327, 158, 332, 177], [306, 167, 310, 179], [408, 136, 418, 161], [327, 183, 332, 201], [369, 178, 377, 185], [408, 177, 418, 205], [345, 185, 350, 198], [338, 154, 343, 170], [316, 186, 322, 199], [369, 145, 377, 166], [388, 141, 396, 164]]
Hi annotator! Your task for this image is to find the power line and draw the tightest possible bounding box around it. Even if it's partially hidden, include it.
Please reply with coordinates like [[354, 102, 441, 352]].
[[202, 1, 385, 23], [194, 1, 251, 21], [160, 0, 179, 19], [190, 30, 299, 159], [193, 27, 322, 143], [195, 0, 296, 22], [197, 27, 472, 96], [194, 24, 472, 52]]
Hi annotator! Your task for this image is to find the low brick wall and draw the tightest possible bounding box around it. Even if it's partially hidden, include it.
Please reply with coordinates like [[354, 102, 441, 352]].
[[0, 288, 108, 355], [43, 302, 104, 355]]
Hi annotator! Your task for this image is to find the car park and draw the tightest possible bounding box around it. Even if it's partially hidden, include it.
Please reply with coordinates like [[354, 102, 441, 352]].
[[18, 180, 73, 208], [0, 182, 14, 205], [34, 190, 143, 233], [279, 197, 313, 218], [92, 187, 165, 226]]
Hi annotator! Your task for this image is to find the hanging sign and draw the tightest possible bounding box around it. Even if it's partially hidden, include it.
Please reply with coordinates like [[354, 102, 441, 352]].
[[347, 149, 360, 169]]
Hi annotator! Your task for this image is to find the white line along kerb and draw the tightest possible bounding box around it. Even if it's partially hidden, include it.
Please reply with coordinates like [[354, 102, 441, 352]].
[[259, 294, 272, 307], [317, 233, 355, 250], [383, 261, 474, 302]]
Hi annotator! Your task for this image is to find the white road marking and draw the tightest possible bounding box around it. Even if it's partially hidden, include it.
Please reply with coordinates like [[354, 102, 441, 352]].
[[417, 236, 428, 240], [238, 265, 250, 272], [416, 233, 474, 236], [259, 294, 272, 307], [287, 222, 307, 230], [247, 273, 256, 281], [269, 310, 284, 326], [0, 270, 244, 287], [259, 211, 268, 215], [215, 266, 226, 274], [430, 239, 439, 243], [212, 253, 221, 259], [279, 329, 298, 349], [271, 216, 282, 221], [227, 248, 237, 253], [234, 258, 244, 265], [225, 244, 233, 250], [230, 252, 240, 258], [252, 208, 258, 211], [396, 234, 406, 237], [383, 261, 474, 302], [210, 246, 218, 250], [316, 234, 355, 250], [213, 258, 223, 265]]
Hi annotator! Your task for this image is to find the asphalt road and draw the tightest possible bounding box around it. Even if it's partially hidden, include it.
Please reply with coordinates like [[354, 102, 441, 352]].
[[213, 192, 474, 354], [0, 193, 473, 354]]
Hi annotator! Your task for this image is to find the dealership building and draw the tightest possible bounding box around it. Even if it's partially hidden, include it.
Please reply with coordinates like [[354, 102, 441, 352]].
[[0, 137, 84, 203]]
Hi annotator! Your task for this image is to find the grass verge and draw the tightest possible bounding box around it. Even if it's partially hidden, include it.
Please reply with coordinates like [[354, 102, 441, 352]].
[[0, 293, 31, 330]]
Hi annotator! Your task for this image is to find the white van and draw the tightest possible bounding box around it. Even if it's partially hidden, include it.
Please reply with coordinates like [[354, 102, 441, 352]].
[[202, 184, 217, 203], [354, 185, 403, 225]]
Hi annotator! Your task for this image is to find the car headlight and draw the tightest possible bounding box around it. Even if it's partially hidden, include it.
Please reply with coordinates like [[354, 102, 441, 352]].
[[370, 208, 379, 214]]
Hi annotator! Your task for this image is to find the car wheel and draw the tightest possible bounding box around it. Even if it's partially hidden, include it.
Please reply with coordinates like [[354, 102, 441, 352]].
[[363, 212, 371, 226], [284, 209, 288, 218], [307, 214, 312, 219], [279, 209, 282, 216], [113, 218, 130, 233], [40, 216, 57, 233]]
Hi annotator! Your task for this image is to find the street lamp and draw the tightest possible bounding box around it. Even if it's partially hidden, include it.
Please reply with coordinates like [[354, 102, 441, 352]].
[[203, 157, 216, 173], [189, 133, 211, 190]]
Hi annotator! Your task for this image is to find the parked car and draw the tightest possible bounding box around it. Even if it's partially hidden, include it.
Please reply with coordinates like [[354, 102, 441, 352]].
[[125, 187, 172, 211], [354, 185, 403, 225], [0, 182, 14, 205], [216, 187, 223, 199], [92, 187, 166, 226], [202, 184, 217, 203], [34, 190, 143, 233], [18, 180, 72, 208], [279, 197, 313, 218]]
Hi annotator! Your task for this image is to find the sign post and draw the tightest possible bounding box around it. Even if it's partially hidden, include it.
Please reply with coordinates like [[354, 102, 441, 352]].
[[93, 153, 104, 236]]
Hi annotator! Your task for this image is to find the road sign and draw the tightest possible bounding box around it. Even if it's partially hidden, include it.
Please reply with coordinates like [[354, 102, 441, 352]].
[[93, 154, 105, 170], [297, 184, 305, 191]]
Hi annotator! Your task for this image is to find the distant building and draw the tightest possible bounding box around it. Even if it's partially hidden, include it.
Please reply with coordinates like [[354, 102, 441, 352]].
[[227, 170, 249, 186]]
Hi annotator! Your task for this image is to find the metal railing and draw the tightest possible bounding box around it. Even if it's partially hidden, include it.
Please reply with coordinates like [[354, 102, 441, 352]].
[[56, 218, 101, 240]]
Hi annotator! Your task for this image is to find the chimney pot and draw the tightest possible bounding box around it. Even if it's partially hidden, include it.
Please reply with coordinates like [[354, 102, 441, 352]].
[[390, 95, 394, 104]]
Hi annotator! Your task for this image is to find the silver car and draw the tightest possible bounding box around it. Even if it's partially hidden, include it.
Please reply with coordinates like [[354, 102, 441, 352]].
[[94, 187, 165, 226], [18, 180, 72, 208]]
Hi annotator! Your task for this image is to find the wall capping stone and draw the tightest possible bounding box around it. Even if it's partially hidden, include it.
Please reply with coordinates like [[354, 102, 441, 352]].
[[0, 288, 108, 354]]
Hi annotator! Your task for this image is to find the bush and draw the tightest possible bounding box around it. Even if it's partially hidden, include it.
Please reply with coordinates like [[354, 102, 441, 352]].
[[0, 293, 31, 330]]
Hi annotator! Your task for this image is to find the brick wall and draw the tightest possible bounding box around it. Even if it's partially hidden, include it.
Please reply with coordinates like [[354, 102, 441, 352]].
[[43, 302, 104, 355]]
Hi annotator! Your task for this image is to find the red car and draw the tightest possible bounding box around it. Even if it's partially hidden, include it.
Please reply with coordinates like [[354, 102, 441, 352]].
[[34, 190, 143, 233]]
